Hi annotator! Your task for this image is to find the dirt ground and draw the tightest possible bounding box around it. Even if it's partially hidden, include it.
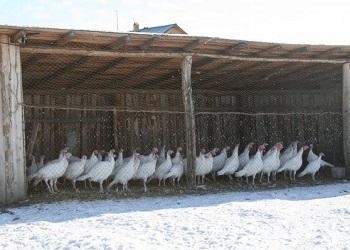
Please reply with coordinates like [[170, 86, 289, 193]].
[[11, 168, 344, 209]]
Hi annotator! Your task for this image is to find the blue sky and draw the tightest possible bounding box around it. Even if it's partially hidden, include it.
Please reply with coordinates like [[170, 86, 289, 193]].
[[0, 0, 348, 45]]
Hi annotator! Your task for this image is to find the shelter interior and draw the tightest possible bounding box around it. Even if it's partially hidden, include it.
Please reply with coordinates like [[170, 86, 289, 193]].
[[0, 26, 347, 166]]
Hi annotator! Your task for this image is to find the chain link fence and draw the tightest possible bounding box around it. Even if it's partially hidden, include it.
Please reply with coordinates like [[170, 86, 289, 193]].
[[20, 32, 344, 198]]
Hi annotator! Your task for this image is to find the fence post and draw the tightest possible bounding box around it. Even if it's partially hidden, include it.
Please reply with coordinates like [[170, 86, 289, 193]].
[[0, 34, 26, 205], [343, 62, 350, 179], [181, 55, 197, 189]]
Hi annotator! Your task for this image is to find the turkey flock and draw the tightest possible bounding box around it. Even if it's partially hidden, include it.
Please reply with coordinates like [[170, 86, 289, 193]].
[[26, 142, 334, 194]]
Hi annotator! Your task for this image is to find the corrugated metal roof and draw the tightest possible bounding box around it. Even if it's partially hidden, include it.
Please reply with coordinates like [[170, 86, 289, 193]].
[[138, 24, 176, 33]]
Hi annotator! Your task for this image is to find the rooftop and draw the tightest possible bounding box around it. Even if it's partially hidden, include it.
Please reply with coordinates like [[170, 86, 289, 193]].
[[0, 25, 347, 94]]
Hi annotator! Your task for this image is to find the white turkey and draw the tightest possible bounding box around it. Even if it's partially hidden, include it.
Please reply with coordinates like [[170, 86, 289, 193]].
[[36, 155, 45, 171], [27, 155, 38, 176], [171, 147, 183, 165], [107, 153, 140, 192], [195, 148, 217, 185], [27, 152, 72, 193], [97, 149, 106, 162], [299, 152, 324, 181], [63, 155, 87, 192], [280, 142, 294, 166], [307, 144, 334, 168], [110, 148, 124, 177], [164, 160, 184, 188], [76, 150, 116, 192], [260, 143, 283, 183], [217, 144, 239, 182], [133, 154, 158, 192], [292, 141, 298, 157], [262, 145, 274, 161], [81, 149, 99, 188], [277, 145, 308, 181], [31, 148, 68, 190], [235, 144, 265, 186], [280, 141, 298, 178], [68, 154, 82, 164], [140, 147, 159, 164], [211, 146, 230, 181], [157, 145, 167, 167], [44, 147, 69, 167], [238, 142, 254, 171], [148, 149, 174, 186], [122, 148, 139, 164], [27, 155, 45, 189]]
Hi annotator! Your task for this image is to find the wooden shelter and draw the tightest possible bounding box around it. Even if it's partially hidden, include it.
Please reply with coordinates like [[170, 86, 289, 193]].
[[0, 25, 350, 205]]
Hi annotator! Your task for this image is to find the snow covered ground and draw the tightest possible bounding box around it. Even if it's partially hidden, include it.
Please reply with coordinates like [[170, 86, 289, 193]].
[[1, 182, 350, 249]]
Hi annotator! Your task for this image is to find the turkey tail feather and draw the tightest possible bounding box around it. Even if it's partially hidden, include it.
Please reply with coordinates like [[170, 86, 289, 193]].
[[27, 173, 39, 182], [321, 160, 334, 168], [76, 174, 90, 181], [217, 170, 224, 176], [298, 171, 306, 177], [235, 170, 244, 177]]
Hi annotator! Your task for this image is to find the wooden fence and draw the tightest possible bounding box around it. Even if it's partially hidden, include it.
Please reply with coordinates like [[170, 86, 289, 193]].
[[23, 89, 343, 166]]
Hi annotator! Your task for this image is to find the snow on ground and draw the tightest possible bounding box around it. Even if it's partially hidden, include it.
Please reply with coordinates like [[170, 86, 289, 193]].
[[1, 182, 350, 249]]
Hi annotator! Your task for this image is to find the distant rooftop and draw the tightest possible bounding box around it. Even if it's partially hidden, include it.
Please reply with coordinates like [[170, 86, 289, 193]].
[[132, 23, 187, 35]]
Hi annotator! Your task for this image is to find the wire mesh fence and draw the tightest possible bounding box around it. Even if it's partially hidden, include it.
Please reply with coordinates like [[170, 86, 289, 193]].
[[17, 33, 345, 198]]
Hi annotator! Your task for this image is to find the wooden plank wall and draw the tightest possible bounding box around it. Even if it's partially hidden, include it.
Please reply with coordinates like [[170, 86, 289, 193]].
[[23, 89, 343, 166], [193, 90, 343, 165], [24, 91, 186, 163]]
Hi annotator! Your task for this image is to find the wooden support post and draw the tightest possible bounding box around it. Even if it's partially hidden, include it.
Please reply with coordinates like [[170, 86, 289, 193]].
[[0, 34, 26, 205], [26, 122, 39, 161], [113, 108, 119, 150], [343, 63, 350, 179], [181, 56, 196, 189]]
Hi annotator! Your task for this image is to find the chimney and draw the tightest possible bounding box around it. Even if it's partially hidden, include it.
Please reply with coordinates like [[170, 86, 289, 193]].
[[133, 22, 139, 32]]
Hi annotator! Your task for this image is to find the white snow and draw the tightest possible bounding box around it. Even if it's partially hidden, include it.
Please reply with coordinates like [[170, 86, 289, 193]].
[[1, 182, 350, 249]]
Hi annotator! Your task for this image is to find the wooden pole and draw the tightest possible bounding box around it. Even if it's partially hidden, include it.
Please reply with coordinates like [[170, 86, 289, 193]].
[[0, 34, 26, 205], [26, 122, 39, 161], [113, 108, 119, 150], [181, 55, 196, 189], [343, 63, 350, 179], [20, 47, 347, 64]]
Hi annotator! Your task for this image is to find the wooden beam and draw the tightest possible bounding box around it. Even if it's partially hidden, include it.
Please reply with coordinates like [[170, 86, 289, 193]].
[[269, 63, 321, 79], [10, 30, 27, 44], [0, 35, 26, 205], [236, 61, 268, 74], [137, 69, 181, 88], [283, 46, 309, 57], [23, 88, 341, 98], [343, 62, 350, 179], [183, 38, 205, 51], [181, 56, 196, 189], [191, 61, 242, 88], [221, 42, 247, 55], [107, 35, 131, 50], [255, 62, 291, 78], [192, 58, 216, 69], [22, 54, 44, 70], [37, 56, 90, 87], [54, 31, 77, 46], [252, 45, 282, 56], [69, 57, 127, 87], [140, 36, 160, 50], [20, 46, 347, 64], [25, 117, 114, 123], [314, 47, 342, 58], [127, 58, 173, 87]]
